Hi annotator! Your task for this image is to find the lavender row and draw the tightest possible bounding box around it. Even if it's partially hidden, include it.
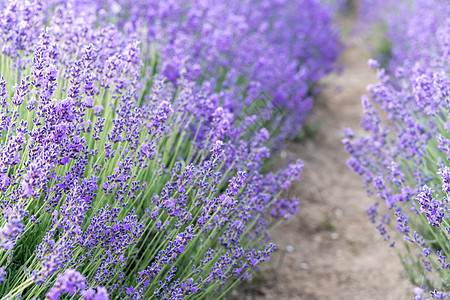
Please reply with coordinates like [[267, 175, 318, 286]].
[[346, 0, 450, 298], [0, 0, 340, 299], [46, 0, 341, 144]]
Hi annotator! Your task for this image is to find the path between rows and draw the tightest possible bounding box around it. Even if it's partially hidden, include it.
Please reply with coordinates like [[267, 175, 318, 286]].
[[235, 39, 414, 300]]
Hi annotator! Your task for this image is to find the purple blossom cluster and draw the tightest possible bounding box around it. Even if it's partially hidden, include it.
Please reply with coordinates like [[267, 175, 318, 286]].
[[0, 0, 339, 299], [346, 0, 450, 296], [46, 269, 108, 300]]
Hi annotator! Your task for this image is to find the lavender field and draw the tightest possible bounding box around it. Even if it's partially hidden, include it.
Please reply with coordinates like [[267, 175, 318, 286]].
[[0, 0, 448, 299]]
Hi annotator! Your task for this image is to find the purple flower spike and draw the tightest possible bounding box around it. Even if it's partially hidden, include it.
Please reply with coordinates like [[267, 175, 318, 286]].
[[46, 269, 87, 300]]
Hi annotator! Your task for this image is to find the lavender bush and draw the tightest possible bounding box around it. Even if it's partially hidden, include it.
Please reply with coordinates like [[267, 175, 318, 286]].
[[0, 0, 339, 299], [346, 0, 450, 297]]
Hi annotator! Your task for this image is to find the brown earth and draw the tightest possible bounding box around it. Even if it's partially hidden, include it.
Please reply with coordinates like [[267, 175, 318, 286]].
[[232, 38, 414, 300]]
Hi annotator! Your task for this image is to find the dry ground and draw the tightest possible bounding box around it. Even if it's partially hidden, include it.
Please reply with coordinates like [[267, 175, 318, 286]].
[[233, 39, 414, 300]]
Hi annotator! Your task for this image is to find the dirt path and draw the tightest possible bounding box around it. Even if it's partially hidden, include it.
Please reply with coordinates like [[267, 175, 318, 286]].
[[234, 40, 414, 299]]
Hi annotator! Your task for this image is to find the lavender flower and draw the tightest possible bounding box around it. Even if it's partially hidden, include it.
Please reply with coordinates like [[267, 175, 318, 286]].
[[46, 269, 87, 300], [81, 287, 109, 300], [0, 208, 25, 250], [0, 266, 6, 284]]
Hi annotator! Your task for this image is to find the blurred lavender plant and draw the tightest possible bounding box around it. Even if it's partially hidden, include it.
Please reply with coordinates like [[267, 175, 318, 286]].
[[0, 0, 340, 299], [346, 0, 450, 297]]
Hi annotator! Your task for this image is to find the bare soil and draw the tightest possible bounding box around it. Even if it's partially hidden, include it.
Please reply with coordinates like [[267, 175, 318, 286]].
[[233, 39, 414, 299]]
